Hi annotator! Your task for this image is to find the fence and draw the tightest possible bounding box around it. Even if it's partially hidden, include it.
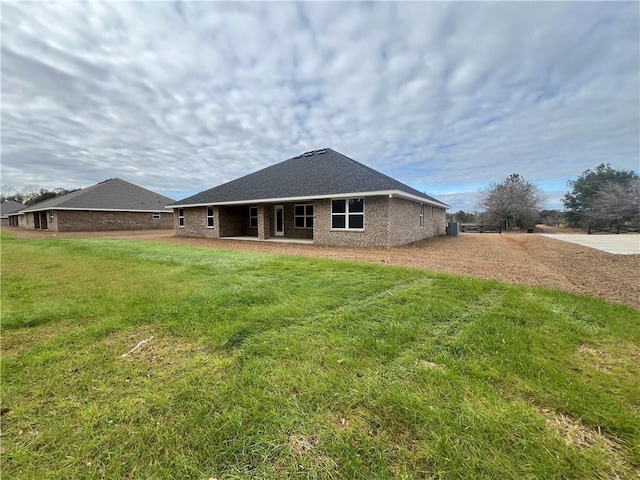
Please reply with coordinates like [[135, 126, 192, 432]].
[[460, 224, 502, 234], [587, 225, 640, 235]]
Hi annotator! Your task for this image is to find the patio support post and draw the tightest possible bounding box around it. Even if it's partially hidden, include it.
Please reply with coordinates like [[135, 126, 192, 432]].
[[257, 204, 270, 240]]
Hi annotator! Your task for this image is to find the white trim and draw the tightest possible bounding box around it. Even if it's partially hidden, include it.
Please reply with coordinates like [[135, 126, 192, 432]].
[[206, 206, 214, 228], [20, 207, 172, 214], [294, 203, 314, 229], [274, 205, 284, 236], [331, 197, 365, 231], [249, 206, 258, 228], [178, 208, 185, 228], [166, 189, 450, 210]]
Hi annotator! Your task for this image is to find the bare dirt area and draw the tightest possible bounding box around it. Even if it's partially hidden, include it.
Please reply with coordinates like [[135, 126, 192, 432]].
[[5, 228, 639, 309]]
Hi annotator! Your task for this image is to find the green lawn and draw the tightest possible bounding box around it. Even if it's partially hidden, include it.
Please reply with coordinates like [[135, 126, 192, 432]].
[[1, 232, 639, 479]]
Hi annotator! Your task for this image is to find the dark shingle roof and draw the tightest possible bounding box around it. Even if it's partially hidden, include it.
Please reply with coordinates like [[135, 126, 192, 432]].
[[171, 148, 448, 208], [21, 178, 174, 213], [1, 200, 26, 217]]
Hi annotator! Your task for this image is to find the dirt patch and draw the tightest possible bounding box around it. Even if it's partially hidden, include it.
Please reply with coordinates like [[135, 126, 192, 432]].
[[6, 228, 639, 308], [540, 408, 617, 449], [288, 434, 318, 456], [104, 327, 211, 371], [417, 360, 446, 372], [576, 342, 640, 374]]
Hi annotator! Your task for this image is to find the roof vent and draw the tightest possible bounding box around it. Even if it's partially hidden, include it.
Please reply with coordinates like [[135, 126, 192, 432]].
[[303, 151, 314, 157], [316, 148, 327, 154]]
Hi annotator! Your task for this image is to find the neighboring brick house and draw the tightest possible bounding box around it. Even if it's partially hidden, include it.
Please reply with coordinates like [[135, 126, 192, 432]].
[[19, 178, 174, 232], [1, 200, 26, 226], [168, 148, 449, 247]]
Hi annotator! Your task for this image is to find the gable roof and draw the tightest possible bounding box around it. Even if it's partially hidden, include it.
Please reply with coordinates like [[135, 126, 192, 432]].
[[169, 148, 449, 209], [1, 200, 26, 217], [21, 178, 175, 213]]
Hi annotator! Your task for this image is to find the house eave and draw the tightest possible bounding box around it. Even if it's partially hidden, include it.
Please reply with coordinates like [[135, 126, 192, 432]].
[[20, 207, 169, 214], [167, 190, 450, 210]]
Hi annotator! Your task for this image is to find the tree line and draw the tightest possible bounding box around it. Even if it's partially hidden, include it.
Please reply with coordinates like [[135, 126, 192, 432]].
[[0, 185, 75, 206], [3, 163, 638, 230], [448, 163, 639, 230]]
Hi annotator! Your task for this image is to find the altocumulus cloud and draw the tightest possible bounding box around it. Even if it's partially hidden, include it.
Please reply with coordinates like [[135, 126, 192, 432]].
[[1, 1, 638, 210]]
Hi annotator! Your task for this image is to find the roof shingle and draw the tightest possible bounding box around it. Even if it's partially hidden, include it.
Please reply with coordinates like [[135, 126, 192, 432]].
[[1, 200, 26, 217], [171, 148, 448, 208], [21, 178, 175, 213]]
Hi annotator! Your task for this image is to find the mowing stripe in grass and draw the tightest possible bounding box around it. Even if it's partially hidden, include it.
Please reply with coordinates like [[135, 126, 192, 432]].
[[2, 233, 639, 479]]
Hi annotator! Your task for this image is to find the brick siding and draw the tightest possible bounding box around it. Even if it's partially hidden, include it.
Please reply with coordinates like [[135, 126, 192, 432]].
[[175, 196, 446, 247], [313, 196, 390, 247], [38, 210, 174, 232], [388, 197, 447, 247]]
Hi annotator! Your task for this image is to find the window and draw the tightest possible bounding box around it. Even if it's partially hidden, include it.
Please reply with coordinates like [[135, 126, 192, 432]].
[[419, 204, 424, 228], [331, 198, 364, 230], [249, 207, 258, 228], [50, 211, 55, 224], [178, 208, 184, 227], [206, 207, 214, 227], [294, 204, 314, 228], [153, 212, 161, 220]]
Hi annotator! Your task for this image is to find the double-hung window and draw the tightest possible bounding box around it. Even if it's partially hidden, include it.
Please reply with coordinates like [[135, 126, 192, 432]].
[[249, 207, 258, 228], [294, 204, 314, 228], [419, 204, 425, 228], [331, 198, 364, 230], [153, 212, 161, 220], [178, 208, 184, 227], [206, 207, 214, 227]]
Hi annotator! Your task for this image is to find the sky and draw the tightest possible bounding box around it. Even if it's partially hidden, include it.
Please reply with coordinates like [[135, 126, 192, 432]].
[[1, 1, 638, 212]]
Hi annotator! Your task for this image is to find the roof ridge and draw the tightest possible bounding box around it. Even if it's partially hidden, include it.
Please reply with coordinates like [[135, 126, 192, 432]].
[[171, 147, 448, 208]]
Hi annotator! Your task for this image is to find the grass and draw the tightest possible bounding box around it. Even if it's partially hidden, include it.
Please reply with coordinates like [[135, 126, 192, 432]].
[[1, 232, 639, 479]]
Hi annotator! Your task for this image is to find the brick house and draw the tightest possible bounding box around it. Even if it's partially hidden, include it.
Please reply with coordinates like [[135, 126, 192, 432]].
[[1, 200, 26, 226], [20, 178, 174, 232], [168, 149, 449, 247]]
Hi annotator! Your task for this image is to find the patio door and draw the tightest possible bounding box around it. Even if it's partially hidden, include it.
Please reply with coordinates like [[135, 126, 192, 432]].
[[274, 205, 284, 236]]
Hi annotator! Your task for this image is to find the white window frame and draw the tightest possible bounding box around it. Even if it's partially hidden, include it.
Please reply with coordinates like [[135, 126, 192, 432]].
[[294, 204, 314, 229], [249, 206, 258, 228], [178, 208, 184, 227], [50, 211, 55, 224], [206, 206, 214, 228], [153, 212, 161, 220], [331, 198, 365, 231], [419, 204, 424, 228]]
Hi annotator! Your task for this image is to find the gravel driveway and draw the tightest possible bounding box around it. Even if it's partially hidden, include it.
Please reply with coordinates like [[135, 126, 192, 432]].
[[5, 228, 639, 309]]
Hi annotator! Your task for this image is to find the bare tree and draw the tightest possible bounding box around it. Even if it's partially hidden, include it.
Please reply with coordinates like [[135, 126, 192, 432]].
[[539, 209, 565, 227], [1, 185, 17, 203], [584, 179, 640, 225], [1, 185, 73, 205], [479, 174, 546, 229]]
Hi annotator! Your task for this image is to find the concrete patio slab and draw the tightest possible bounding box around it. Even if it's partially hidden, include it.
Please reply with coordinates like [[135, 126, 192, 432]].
[[541, 234, 640, 255]]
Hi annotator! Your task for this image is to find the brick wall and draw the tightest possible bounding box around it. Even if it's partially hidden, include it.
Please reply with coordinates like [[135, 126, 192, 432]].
[[54, 210, 173, 232], [387, 198, 447, 247], [278, 203, 314, 239], [175, 203, 313, 240], [174, 197, 445, 247], [313, 196, 390, 247], [24, 211, 54, 231], [175, 206, 221, 238]]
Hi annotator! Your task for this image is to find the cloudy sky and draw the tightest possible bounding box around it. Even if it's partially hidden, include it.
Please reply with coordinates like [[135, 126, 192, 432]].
[[1, 1, 638, 211]]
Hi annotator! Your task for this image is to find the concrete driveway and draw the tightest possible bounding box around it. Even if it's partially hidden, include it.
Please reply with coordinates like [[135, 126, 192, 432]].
[[541, 234, 640, 255]]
